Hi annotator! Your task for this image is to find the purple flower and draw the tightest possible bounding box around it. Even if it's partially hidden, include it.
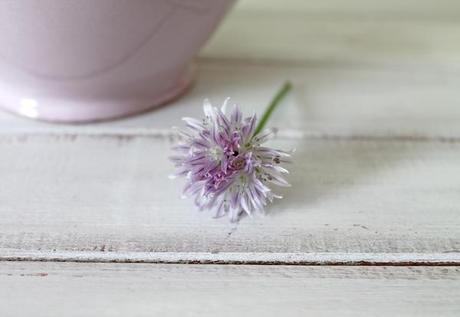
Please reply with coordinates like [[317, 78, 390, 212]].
[[170, 99, 292, 222]]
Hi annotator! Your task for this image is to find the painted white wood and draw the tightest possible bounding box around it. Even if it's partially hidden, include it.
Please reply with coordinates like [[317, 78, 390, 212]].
[[0, 2, 458, 315], [1, 61, 460, 140], [204, 10, 460, 66], [1, 134, 459, 261], [235, 0, 460, 18], [0, 1, 458, 312], [207, 0, 460, 66], [1, 262, 459, 317]]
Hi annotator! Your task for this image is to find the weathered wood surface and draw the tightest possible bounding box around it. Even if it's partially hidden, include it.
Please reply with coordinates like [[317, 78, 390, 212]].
[[1, 134, 459, 263], [204, 0, 460, 66], [205, 15, 460, 67], [1, 262, 459, 317], [1, 62, 460, 140], [1, 0, 460, 315], [235, 0, 460, 17]]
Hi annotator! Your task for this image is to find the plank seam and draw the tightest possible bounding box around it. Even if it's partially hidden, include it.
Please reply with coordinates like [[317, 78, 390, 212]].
[[1, 130, 460, 143], [2, 251, 460, 266]]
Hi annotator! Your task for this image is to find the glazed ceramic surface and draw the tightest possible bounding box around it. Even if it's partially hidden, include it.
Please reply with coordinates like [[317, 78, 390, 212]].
[[0, 0, 234, 122]]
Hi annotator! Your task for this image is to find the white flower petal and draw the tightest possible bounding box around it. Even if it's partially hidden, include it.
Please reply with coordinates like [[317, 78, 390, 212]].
[[203, 99, 213, 117], [221, 97, 230, 114]]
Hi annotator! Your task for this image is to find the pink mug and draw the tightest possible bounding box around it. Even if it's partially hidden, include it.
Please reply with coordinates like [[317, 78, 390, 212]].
[[0, 0, 234, 122]]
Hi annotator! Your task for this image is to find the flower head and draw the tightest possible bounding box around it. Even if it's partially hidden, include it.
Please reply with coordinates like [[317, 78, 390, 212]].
[[170, 99, 292, 221]]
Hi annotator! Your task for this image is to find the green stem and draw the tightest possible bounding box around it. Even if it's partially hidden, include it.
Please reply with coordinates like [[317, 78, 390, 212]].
[[254, 81, 292, 136]]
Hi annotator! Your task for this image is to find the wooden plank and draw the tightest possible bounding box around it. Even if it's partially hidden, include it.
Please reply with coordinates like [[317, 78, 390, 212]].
[[1, 262, 459, 317], [1, 61, 460, 139], [235, 0, 460, 19], [1, 134, 459, 261], [203, 10, 460, 66]]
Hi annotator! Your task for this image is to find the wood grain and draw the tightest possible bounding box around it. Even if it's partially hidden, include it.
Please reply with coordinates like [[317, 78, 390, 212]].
[[1, 262, 459, 317], [1, 61, 460, 140], [204, 7, 460, 66], [235, 0, 460, 18], [1, 1, 459, 314], [1, 134, 459, 262]]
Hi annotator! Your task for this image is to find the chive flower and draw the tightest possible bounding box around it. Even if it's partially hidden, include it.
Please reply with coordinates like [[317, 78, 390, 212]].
[[170, 82, 292, 221]]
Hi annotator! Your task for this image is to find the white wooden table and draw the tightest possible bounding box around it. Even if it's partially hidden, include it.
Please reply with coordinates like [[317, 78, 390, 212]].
[[1, 1, 460, 316]]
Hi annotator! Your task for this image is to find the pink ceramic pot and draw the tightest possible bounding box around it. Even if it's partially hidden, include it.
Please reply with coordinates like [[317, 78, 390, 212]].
[[0, 0, 234, 122]]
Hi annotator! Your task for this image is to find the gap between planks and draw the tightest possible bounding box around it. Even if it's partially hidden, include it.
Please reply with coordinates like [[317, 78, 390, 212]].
[[1, 129, 460, 144], [2, 251, 460, 266]]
